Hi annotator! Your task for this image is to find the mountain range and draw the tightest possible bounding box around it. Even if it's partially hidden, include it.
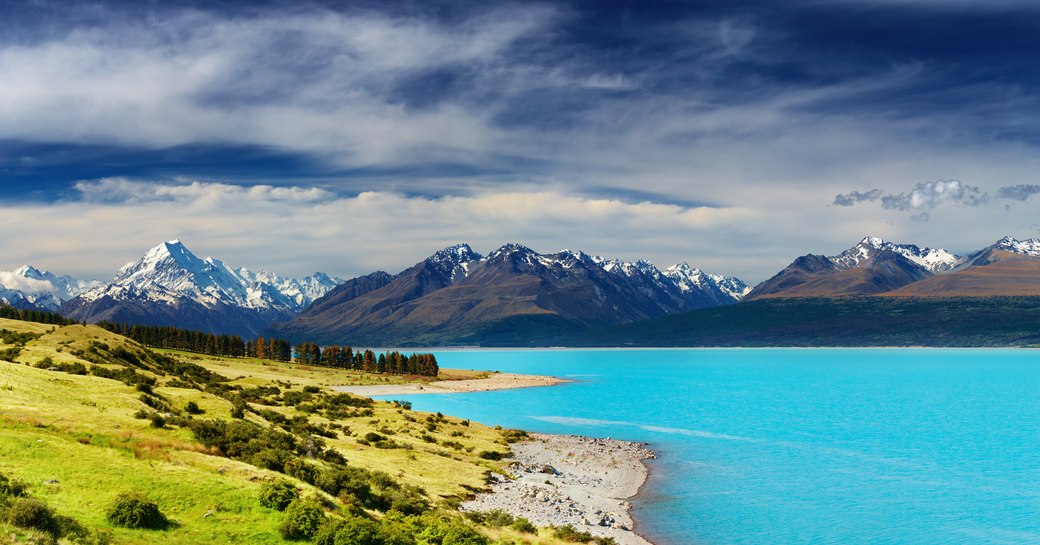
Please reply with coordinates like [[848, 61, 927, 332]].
[[0, 266, 101, 311], [272, 243, 750, 345], [747, 235, 1040, 299], [4, 234, 1040, 347], [58, 240, 344, 337]]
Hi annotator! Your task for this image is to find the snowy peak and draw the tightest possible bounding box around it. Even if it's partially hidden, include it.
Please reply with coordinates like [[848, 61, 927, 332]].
[[0, 265, 101, 311], [664, 262, 752, 301], [426, 243, 482, 280], [994, 236, 1040, 257], [831, 236, 959, 273], [80, 240, 344, 312]]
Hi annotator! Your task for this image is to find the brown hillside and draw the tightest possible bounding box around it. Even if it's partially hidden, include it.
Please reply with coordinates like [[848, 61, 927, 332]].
[[886, 250, 1040, 297]]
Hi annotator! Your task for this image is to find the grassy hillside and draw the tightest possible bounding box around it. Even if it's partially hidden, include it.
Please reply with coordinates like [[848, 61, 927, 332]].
[[0, 318, 591, 545], [550, 296, 1040, 347]]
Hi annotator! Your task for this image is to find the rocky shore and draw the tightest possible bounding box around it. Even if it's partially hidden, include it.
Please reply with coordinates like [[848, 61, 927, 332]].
[[462, 433, 656, 545]]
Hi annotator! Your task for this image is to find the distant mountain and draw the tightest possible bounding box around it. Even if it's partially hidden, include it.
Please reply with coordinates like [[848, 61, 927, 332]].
[[887, 236, 1040, 297], [273, 243, 749, 346], [747, 237, 958, 299], [0, 266, 101, 311], [61, 240, 344, 337]]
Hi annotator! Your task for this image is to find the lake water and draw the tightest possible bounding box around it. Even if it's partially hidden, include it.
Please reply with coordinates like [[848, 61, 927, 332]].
[[378, 349, 1040, 545]]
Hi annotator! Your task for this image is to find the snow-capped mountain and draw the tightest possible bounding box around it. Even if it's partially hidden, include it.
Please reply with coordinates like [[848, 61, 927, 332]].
[[0, 266, 101, 311], [664, 262, 752, 303], [62, 240, 343, 337], [993, 235, 1040, 257], [277, 242, 748, 346], [830, 236, 959, 273], [748, 236, 963, 299]]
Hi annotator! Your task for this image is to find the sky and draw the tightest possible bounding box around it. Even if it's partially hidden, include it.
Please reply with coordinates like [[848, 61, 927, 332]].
[[3, 0, 1040, 284]]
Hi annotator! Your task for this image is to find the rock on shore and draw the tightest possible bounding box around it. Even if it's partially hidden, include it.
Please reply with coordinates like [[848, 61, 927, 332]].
[[461, 433, 656, 545]]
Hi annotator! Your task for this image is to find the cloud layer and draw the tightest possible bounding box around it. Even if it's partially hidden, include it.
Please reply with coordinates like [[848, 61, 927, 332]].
[[5, 2, 1040, 281]]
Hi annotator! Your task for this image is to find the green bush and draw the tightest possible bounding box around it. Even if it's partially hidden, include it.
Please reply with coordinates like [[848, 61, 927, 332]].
[[258, 480, 299, 511], [510, 517, 536, 534], [550, 524, 596, 543], [479, 509, 514, 528], [0, 473, 29, 497], [314, 515, 381, 545], [148, 413, 166, 428], [3, 497, 58, 535], [105, 492, 167, 529], [184, 401, 204, 414], [279, 497, 326, 540], [417, 516, 488, 545], [477, 450, 502, 461]]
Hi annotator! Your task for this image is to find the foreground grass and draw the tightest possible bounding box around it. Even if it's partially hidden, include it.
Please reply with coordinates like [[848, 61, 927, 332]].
[[0, 320, 578, 545]]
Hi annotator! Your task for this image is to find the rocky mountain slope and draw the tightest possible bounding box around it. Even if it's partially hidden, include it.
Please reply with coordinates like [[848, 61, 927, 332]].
[[747, 237, 959, 298], [274, 243, 749, 345]]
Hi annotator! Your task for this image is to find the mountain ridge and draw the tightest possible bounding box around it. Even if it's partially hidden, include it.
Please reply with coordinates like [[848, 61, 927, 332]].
[[273, 242, 749, 345]]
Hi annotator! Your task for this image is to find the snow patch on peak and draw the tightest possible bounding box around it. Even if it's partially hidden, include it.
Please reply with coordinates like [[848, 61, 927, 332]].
[[663, 262, 751, 300], [859, 236, 887, 248], [428, 243, 482, 280], [831, 236, 959, 273], [994, 236, 1040, 257]]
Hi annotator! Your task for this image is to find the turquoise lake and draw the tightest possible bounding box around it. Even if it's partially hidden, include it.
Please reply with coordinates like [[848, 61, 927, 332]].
[[377, 349, 1040, 545]]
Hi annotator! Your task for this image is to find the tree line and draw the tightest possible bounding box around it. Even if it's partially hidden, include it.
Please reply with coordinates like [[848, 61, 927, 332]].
[[95, 321, 438, 377], [0, 304, 75, 325]]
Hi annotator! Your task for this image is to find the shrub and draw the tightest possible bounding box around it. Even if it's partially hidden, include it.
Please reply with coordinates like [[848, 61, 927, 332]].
[[480, 509, 515, 528], [0, 473, 30, 497], [284, 458, 318, 484], [477, 451, 502, 461], [314, 515, 381, 545], [550, 525, 595, 543], [315, 467, 373, 505], [3, 497, 58, 534], [184, 401, 204, 414], [105, 492, 167, 529], [279, 497, 326, 540], [510, 517, 537, 534], [230, 401, 246, 419], [417, 516, 488, 545], [148, 413, 166, 429], [258, 480, 299, 511]]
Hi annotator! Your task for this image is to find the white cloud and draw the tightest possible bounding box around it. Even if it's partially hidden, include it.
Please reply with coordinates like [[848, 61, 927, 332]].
[[0, 180, 760, 281], [0, 6, 557, 165]]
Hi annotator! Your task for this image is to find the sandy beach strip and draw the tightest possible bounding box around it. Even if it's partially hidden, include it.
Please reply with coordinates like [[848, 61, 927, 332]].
[[462, 433, 657, 545], [331, 372, 568, 396]]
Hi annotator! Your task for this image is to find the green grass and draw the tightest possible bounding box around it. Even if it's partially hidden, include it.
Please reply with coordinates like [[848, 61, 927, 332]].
[[0, 321, 558, 544]]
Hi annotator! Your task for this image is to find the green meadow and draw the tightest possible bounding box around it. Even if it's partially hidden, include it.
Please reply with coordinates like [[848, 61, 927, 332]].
[[0, 318, 588, 545]]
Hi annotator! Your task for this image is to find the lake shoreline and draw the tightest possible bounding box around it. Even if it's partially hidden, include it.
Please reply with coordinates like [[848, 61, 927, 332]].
[[462, 433, 658, 545], [331, 372, 569, 395]]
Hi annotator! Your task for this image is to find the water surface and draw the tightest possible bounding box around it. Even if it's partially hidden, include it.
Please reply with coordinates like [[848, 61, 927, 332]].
[[379, 349, 1040, 545]]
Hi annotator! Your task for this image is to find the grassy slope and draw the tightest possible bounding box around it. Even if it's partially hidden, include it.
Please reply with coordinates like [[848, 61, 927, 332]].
[[0, 319, 566, 544], [550, 296, 1040, 347]]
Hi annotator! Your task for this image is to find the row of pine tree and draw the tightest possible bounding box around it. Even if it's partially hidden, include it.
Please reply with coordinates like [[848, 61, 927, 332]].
[[95, 322, 438, 377]]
